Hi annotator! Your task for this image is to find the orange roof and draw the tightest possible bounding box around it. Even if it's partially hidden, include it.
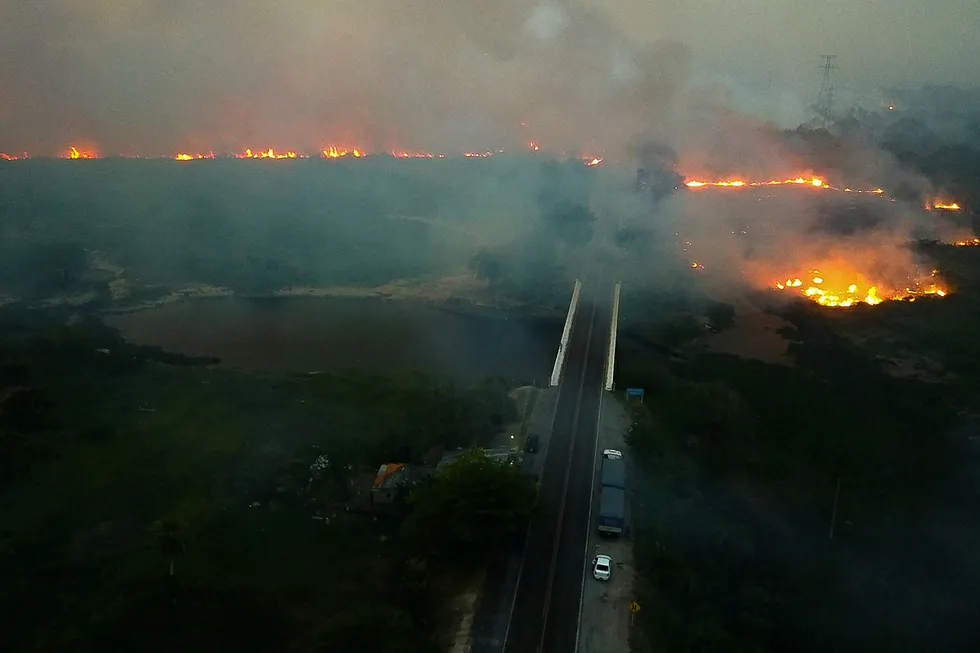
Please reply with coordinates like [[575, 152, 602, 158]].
[[372, 463, 407, 489]]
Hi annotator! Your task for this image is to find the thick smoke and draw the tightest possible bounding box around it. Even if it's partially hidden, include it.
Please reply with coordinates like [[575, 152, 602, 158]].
[[0, 0, 693, 157], [1, 0, 971, 301]]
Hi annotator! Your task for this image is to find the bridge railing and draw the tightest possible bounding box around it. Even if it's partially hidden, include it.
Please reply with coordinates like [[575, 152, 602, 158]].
[[604, 282, 621, 392], [550, 279, 582, 387]]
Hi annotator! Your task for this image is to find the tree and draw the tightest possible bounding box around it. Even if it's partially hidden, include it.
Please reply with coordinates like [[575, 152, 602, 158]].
[[705, 302, 736, 331], [150, 518, 187, 605], [657, 314, 703, 348], [542, 202, 596, 248], [469, 248, 506, 289], [406, 450, 537, 564], [305, 606, 438, 653], [667, 381, 755, 461]]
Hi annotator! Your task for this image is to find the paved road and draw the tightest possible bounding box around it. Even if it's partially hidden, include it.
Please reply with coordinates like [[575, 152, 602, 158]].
[[504, 279, 610, 653]]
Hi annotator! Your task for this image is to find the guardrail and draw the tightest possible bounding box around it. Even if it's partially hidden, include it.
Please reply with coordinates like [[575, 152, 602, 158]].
[[549, 279, 582, 387], [604, 282, 621, 391]]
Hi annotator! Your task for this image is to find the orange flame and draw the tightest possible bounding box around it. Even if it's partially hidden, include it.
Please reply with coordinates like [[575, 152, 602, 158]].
[[0, 141, 587, 160], [321, 146, 364, 159], [585, 157, 603, 167], [955, 238, 979, 246], [771, 268, 946, 307], [65, 146, 96, 159], [685, 176, 825, 189], [174, 152, 214, 161], [928, 200, 961, 211], [683, 175, 895, 196]]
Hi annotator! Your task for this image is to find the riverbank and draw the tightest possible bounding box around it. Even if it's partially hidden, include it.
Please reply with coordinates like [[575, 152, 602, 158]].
[[104, 294, 565, 381], [93, 268, 568, 321], [99, 270, 494, 313]]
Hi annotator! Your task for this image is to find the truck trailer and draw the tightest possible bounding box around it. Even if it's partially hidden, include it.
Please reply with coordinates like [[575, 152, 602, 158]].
[[600, 456, 625, 490], [597, 486, 625, 535]]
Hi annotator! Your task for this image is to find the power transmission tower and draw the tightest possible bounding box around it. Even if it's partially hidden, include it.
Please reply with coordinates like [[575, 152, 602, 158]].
[[815, 54, 838, 128]]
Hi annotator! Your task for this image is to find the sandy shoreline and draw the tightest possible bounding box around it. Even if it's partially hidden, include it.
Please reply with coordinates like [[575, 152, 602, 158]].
[[90, 272, 558, 321]]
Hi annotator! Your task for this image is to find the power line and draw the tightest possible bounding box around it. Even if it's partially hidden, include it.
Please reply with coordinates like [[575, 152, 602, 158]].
[[815, 54, 838, 128]]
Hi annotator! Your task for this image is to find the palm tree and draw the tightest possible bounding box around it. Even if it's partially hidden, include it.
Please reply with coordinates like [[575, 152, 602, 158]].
[[150, 518, 187, 605], [469, 249, 504, 288]]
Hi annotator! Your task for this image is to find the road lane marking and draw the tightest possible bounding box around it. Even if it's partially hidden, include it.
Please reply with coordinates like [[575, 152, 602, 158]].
[[538, 278, 600, 652], [502, 276, 587, 653], [573, 281, 616, 653]]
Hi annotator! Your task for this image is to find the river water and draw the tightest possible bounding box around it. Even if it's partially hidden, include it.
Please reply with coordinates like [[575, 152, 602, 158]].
[[105, 296, 564, 382]]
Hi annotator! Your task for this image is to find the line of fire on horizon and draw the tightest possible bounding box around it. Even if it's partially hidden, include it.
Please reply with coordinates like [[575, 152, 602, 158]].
[[2, 147, 962, 213], [685, 175, 888, 195], [0, 142, 604, 166], [683, 175, 963, 212]]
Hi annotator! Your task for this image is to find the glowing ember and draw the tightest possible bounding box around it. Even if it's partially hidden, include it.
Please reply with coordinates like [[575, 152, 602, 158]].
[[529, 141, 540, 152], [390, 150, 437, 159], [585, 157, 603, 167], [841, 187, 886, 194], [237, 148, 300, 159], [955, 238, 980, 246], [174, 152, 214, 161], [464, 151, 492, 158], [0, 152, 27, 160], [772, 268, 947, 307], [65, 146, 96, 159], [929, 200, 961, 211], [690, 261, 705, 270]]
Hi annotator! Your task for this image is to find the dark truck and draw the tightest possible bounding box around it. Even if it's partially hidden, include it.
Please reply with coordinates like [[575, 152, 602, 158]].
[[600, 455, 625, 490], [597, 450, 625, 535], [597, 487, 625, 535]]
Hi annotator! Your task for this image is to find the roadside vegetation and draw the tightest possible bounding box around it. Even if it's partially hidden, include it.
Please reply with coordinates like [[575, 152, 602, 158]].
[[618, 240, 980, 652], [0, 305, 533, 653]]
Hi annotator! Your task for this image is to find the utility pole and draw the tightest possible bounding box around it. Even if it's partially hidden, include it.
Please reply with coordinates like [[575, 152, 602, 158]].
[[815, 54, 838, 129], [766, 70, 774, 122], [828, 477, 842, 539]]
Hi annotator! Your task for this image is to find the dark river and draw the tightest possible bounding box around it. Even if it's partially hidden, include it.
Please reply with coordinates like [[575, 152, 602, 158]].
[[105, 296, 564, 382]]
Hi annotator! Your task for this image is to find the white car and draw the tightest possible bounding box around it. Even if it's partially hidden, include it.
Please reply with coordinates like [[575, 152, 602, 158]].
[[602, 449, 623, 460], [593, 554, 613, 581]]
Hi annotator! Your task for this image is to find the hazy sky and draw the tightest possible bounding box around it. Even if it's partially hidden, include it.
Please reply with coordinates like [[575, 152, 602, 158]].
[[1, 0, 977, 157]]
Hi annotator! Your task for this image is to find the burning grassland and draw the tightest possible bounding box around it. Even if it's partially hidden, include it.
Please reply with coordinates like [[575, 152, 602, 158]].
[[746, 233, 953, 309], [770, 267, 946, 307], [2, 141, 606, 165], [669, 181, 966, 310], [65, 146, 97, 159], [686, 175, 828, 190], [683, 173, 887, 195], [927, 199, 962, 211]]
